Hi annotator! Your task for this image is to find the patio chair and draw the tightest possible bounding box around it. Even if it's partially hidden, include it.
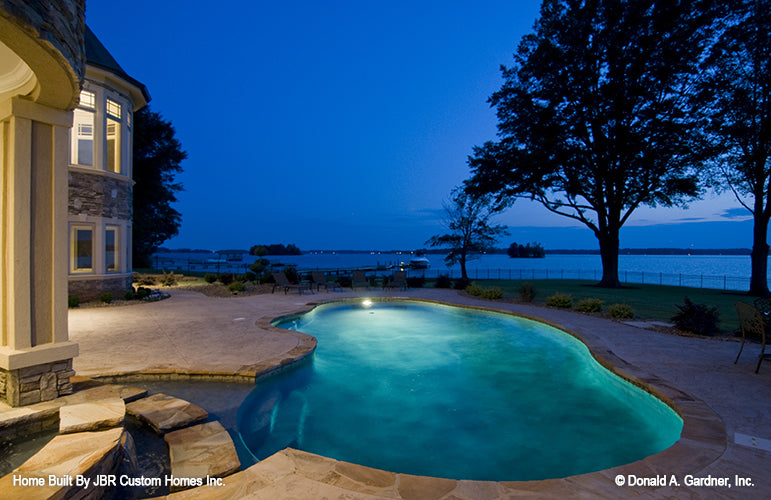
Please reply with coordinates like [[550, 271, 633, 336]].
[[352, 270, 370, 289], [384, 270, 408, 291], [272, 271, 313, 295], [311, 271, 342, 292], [734, 301, 769, 373]]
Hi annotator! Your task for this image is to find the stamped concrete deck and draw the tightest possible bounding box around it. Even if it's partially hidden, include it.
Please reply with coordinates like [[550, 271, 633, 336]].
[[63, 287, 771, 498]]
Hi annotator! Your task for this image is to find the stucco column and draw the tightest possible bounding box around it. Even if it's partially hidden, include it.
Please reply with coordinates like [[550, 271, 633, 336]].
[[0, 97, 78, 406]]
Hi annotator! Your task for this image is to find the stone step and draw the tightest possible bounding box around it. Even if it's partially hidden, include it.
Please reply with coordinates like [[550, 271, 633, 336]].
[[0, 427, 132, 499], [126, 393, 208, 433], [164, 421, 241, 492], [59, 398, 125, 434]]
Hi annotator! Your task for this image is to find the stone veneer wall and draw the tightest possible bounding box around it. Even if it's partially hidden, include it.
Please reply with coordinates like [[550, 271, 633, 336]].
[[68, 170, 132, 219], [0, 0, 86, 107], [0, 359, 74, 406], [69, 275, 133, 302]]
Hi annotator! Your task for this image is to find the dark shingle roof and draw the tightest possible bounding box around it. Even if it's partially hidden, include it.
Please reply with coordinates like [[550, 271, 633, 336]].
[[84, 25, 150, 104]]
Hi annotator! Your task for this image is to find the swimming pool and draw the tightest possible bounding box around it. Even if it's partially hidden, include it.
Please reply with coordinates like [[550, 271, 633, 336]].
[[237, 299, 682, 481]]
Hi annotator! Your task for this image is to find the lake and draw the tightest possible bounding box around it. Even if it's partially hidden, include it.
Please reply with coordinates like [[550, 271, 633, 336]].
[[152, 251, 761, 291]]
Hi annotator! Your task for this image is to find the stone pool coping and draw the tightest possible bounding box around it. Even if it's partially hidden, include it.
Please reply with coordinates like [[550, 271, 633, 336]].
[[5, 288, 768, 498]]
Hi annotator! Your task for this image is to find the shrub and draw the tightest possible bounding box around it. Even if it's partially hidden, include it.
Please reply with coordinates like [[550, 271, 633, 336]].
[[406, 276, 425, 288], [136, 287, 151, 299], [435, 274, 452, 288], [283, 266, 299, 284], [454, 278, 472, 290], [135, 274, 157, 286], [518, 282, 536, 302], [204, 273, 217, 284], [161, 271, 177, 287], [100, 292, 113, 304], [481, 287, 504, 300], [336, 276, 352, 288], [671, 297, 720, 336], [218, 273, 234, 285], [124, 289, 136, 301], [606, 303, 634, 319], [68, 295, 80, 308], [574, 298, 603, 313], [228, 281, 246, 293], [465, 282, 484, 296], [546, 293, 573, 308]]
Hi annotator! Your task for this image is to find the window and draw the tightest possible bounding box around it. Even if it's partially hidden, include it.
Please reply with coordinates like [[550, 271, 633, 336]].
[[105, 227, 118, 272], [106, 118, 121, 173], [79, 90, 95, 109], [71, 226, 93, 272], [106, 99, 121, 119], [71, 108, 94, 166]]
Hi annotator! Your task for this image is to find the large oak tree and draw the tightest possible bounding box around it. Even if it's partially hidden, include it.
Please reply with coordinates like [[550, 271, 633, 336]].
[[695, 0, 771, 295], [467, 0, 716, 287]]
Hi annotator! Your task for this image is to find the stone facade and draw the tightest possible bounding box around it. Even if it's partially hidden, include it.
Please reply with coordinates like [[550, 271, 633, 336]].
[[68, 169, 132, 219], [0, 0, 85, 108], [69, 274, 133, 301], [0, 359, 75, 407]]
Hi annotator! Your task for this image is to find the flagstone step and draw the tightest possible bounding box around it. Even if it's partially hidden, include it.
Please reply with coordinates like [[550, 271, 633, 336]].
[[165, 421, 241, 491], [59, 398, 125, 434], [126, 393, 208, 433]]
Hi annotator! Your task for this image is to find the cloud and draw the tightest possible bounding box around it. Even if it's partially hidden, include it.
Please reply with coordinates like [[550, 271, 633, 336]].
[[719, 207, 752, 219]]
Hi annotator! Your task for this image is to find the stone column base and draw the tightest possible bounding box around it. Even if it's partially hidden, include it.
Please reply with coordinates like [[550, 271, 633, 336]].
[[0, 359, 75, 406]]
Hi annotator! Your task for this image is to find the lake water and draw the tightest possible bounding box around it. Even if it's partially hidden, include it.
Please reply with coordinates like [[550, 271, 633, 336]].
[[152, 251, 762, 291]]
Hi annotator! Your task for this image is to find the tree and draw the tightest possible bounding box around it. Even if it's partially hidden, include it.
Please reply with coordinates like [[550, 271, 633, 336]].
[[694, 0, 771, 295], [466, 0, 717, 287], [426, 187, 508, 281], [132, 106, 187, 267]]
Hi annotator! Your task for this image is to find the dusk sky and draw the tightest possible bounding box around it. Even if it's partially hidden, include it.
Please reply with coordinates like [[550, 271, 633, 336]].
[[85, 1, 752, 251]]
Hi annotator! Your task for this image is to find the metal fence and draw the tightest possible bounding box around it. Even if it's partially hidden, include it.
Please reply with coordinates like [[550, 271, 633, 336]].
[[417, 268, 751, 292], [151, 257, 752, 292]]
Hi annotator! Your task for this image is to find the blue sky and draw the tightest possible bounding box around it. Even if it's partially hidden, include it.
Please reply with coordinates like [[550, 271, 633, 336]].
[[85, 1, 751, 251]]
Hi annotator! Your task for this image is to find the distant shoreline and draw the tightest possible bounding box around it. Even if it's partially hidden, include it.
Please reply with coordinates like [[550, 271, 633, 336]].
[[157, 247, 755, 256]]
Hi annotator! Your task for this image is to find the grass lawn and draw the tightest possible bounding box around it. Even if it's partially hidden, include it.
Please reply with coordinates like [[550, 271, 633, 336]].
[[467, 279, 755, 334]]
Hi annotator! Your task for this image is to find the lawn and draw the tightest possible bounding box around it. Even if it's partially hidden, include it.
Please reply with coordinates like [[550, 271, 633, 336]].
[[466, 279, 755, 334]]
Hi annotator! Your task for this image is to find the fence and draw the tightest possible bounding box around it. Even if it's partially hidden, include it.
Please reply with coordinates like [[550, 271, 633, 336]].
[[150, 257, 752, 292], [418, 268, 751, 292]]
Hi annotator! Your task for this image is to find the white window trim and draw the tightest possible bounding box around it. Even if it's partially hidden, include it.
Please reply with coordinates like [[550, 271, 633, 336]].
[[70, 224, 95, 274]]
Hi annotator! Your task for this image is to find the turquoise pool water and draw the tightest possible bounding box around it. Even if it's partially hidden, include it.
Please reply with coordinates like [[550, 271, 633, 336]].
[[237, 300, 683, 481]]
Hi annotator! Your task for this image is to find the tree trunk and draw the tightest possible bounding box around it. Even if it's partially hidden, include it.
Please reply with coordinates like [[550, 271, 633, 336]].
[[597, 230, 621, 288], [748, 212, 770, 296], [460, 253, 469, 281]]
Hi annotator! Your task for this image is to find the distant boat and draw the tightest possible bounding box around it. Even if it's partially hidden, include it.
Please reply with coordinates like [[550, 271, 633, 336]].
[[409, 256, 430, 269]]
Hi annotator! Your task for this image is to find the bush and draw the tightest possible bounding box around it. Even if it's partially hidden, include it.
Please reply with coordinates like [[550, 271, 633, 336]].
[[100, 292, 113, 304], [406, 276, 425, 288], [161, 271, 177, 287], [546, 293, 573, 308], [124, 289, 136, 301], [465, 282, 484, 296], [481, 287, 504, 300], [606, 303, 634, 319], [454, 278, 472, 290], [671, 297, 720, 336], [68, 295, 80, 308], [337, 276, 352, 288], [136, 287, 151, 299], [228, 281, 246, 293], [135, 274, 156, 286], [435, 274, 452, 288], [218, 273, 234, 285], [204, 273, 217, 284], [283, 266, 300, 284], [518, 282, 536, 302], [574, 298, 603, 313]]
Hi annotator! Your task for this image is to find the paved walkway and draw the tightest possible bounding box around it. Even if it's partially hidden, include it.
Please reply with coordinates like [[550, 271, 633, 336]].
[[64, 287, 771, 499]]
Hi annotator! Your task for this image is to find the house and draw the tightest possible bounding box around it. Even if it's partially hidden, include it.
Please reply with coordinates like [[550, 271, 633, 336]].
[[68, 26, 149, 301], [0, 0, 146, 406]]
